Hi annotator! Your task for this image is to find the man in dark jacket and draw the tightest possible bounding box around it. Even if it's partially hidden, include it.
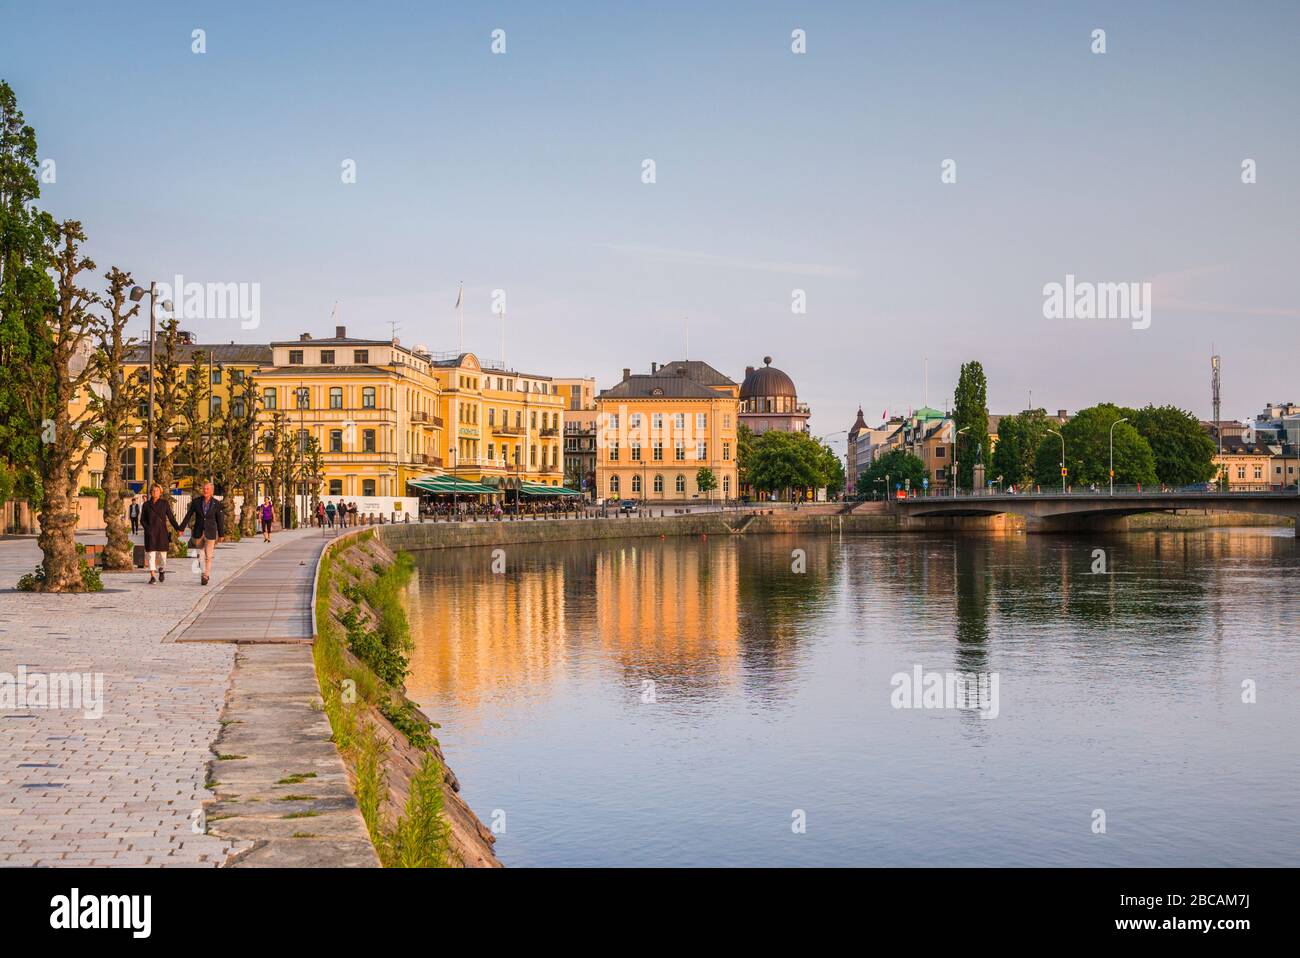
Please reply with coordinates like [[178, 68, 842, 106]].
[[128, 496, 141, 534], [180, 480, 225, 585], [141, 483, 181, 583]]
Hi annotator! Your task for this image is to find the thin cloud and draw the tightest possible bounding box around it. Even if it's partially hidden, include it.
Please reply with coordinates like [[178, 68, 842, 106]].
[[598, 243, 859, 279]]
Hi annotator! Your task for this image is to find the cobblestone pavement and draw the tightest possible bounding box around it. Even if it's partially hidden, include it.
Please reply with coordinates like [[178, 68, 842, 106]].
[[0, 529, 317, 866]]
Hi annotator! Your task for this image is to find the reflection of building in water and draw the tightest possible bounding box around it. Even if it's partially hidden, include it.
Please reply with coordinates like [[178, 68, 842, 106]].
[[405, 555, 569, 711], [593, 542, 740, 673]]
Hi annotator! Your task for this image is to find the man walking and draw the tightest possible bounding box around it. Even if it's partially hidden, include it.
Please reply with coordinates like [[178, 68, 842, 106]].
[[128, 496, 141, 535], [180, 480, 225, 586]]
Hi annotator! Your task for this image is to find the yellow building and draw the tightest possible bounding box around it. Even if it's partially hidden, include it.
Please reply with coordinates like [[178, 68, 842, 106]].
[[429, 351, 566, 498], [1212, 433, 1274, 492], [256, 328, 443, 510], [595, 360, 739, 504]]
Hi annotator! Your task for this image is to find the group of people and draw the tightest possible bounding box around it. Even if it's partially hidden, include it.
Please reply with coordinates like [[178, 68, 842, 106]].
[[126, 481, 227, 586], [314, 499, 359, 528]]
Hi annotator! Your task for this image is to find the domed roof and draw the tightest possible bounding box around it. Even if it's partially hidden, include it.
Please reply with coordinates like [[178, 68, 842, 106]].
[[740, 356, 798, 400]]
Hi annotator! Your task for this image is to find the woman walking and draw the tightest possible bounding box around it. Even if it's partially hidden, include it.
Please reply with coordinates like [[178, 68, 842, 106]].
[[140, 483, 181, 584], [260, 497, 274, 542]]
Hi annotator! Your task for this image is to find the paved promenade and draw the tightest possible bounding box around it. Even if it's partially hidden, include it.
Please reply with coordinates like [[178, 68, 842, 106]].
[[0, 528, 318, 866]]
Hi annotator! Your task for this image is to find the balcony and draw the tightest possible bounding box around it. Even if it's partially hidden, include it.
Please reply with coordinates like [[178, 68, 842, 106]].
[[411, 453, 428, 464], [496, 424, 525, 436], [540, 427, 559, 437], [411, 410, 429, 423]]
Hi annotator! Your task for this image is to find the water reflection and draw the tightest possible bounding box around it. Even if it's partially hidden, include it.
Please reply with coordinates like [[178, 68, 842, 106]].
[[403, 528, 1299, 867]]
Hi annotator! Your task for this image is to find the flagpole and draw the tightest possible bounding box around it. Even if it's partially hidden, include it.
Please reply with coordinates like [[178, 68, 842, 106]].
[[456, 281, 464, 352], [501, 305, 506, 370]]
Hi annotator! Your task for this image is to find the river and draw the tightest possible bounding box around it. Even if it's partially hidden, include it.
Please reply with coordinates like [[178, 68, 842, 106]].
[[403, 528, 1299, 867]]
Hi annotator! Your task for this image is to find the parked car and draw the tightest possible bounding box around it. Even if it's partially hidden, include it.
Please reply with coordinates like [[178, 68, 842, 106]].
[[619, 499, 639, 514]]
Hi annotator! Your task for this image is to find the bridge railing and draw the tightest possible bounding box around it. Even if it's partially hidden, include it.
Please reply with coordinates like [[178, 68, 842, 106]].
[[892, 483, 1297, 501]]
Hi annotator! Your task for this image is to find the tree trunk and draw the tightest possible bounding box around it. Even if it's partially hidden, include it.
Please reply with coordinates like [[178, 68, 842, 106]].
[[100, 435, 132, 569], [37, 472, 83, 592]]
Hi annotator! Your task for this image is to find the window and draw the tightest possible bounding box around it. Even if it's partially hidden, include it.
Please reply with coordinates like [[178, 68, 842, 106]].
[[363, 429, 376, 453], [362, 479, 376, 496], [610, 475, 620, 494], [696, 441, 707, 460], [330, 387, 343, 409], [675, 474, 686, 494], [652, 413, 663, 430], [674, 413, 685, 430], [487, 443, 495, 462], [935, 446, 945, 458], [262, 432, 275, 453], [1253, 466, 1263, 479], [607, 414, 619, 430], [530, 445, 537, 466], [120, 447, 137, 482], [210, 395, 222, 416], [722, 441, 730, 461], [653, 441, 663, 461], [231, 369, 245, 384], [289, 350, 303, 365], [631, 474, 641, 493], [653, 474, 663, 493], [1236, 466, 1245, 480], [609, 442, 620, 462], [329, 479, 343, 496], [696, 413, 707, 430], [320, 350, 335, 364], [515, 410, 522, 429], [722, 475, 730, 496], [296, 429, 310, 453], [210, 368, 222, 385], [263, 387, 277, 410], [296, 387, 310, 409], [723, 414, 731, 429], [330, 430, 343, 453], [488, 408, 495, 426], [232, 398, 245, 418], [631, 442, 642, 461], [674, 441, 685, 461], [531, 412, 537, 429], [354, 349, 369, 364], [362, 387, 376, 409], [630, 413, 642, 429]]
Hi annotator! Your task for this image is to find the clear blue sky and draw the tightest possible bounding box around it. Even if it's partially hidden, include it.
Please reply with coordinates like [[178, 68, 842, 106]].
[[3, 0, 1297, 441]]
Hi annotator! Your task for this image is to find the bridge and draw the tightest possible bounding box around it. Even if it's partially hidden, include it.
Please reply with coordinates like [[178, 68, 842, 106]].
[[889, 490, 1300, 533]]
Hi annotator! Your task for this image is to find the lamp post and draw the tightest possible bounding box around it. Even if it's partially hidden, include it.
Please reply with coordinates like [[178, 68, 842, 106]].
[[953, 426, 969, 497], [1047, 428, 1066, 493], [128, 284, 173, 492], [1108, 417, 1128, 495]]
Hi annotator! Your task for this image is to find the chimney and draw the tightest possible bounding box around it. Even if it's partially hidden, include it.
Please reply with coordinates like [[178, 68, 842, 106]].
[[622, 368, 630, 382], [335, 325, 346, 339], [745, 366, 755, 378], [651, 362, 658, 374], [299, 332, 312, 341]]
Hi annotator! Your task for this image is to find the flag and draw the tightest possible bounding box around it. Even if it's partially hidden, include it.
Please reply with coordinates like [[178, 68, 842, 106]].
[[882, 409, 887, 420], [454, 283, 463, 309]]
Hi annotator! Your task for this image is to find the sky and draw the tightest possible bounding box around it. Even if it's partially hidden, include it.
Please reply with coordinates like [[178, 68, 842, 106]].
[[3, 0, 1297, 449]]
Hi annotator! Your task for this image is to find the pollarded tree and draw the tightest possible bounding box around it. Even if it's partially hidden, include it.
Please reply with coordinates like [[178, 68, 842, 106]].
[[228, 371, 261, 536], [86, 267, 143, 569], [32, 220, 102, 591]]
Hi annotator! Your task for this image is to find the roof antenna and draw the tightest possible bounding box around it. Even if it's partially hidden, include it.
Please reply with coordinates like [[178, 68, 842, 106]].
[[684, 316, 689, 361], [389, 320, 400, 343]]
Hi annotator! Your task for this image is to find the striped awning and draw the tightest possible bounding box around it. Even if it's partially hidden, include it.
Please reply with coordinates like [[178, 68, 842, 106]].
[[408, 476, 498, 495], [518, 482, 584, 497]]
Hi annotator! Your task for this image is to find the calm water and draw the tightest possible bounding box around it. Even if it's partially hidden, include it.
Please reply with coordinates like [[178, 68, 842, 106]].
[[404, 529, 1300, 867]]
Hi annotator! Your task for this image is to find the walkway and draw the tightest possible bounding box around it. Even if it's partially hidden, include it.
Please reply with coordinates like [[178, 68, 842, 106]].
[[0, 528, 314, 866]]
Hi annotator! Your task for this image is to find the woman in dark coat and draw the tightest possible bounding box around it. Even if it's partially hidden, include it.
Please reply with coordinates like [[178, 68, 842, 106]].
[[140, 482, 181, 584]]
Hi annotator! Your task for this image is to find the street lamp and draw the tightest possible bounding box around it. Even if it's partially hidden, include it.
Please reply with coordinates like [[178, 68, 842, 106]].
[[129, 283, 173, 493], [1047, 428, 1066, 493], [1108, 417, 1129, 495], [953, 426, 970, 497]]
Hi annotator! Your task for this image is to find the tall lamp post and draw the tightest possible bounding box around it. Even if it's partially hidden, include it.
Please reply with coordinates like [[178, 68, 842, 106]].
[[953, 426, 969, 497], [128, 284, 173, 492], [1047, 428, 1066, 493], [1108, 417, 1129, 495]]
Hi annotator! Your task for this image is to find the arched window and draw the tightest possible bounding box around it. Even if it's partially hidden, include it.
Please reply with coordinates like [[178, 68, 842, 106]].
[[675, 474, 686, 494], [653, 474, 663, 493], [609, 474, 620, 494], [631, 474, 641, 493]]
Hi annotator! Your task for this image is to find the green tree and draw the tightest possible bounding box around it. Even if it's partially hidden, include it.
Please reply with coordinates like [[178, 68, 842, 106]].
[[1033, 403, 1156, 488], [953, 360, 990, 490], [695, 466, 717, 500], [818, 442, 846, 495], [990, 408, 1052, 488], [0, 80, 56, 506], [1126, 404, 1216, 486], [735, 423, 755, 489], [748, 430, 819, 500], [857, 447, 927, 495]]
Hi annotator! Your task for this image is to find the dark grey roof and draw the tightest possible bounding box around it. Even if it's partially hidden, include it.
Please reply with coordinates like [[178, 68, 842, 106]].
[[599, 374, 723, 400], [258, 365, 392, 376], [273, 337, 391, 347], [126, 344, 272, 364], [655, 360, 736, 387], [1217, 434, 1273, 455]]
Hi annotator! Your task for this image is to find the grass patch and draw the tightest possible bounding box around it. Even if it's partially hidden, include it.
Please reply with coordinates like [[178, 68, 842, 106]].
[[275, 773, 317, 785], [216, 754, 246, 761], [283, 810, 321, 820]]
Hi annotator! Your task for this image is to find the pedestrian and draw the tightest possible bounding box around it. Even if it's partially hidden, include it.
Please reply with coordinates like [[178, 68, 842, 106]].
[[325, 500, 337, 528], [180, 480, 226, 586], [128, 496, 141, 535], [348, 501, 357, 526], [140, 483, 181, 584], [260, 497, 274, 542], [316, 501, 325, 527]]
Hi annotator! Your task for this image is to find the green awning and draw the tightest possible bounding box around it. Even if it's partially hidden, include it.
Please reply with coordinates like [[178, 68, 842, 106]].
[[518, 481, 584, 496], [408, 476, 497, 495]]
